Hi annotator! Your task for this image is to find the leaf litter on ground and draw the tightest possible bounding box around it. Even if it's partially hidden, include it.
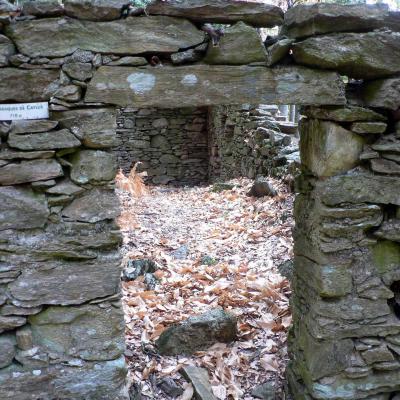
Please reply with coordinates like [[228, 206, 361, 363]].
[[116, 172, 294, 400]]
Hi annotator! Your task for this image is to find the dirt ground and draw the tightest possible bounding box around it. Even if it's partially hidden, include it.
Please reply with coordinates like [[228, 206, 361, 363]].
[[116, 177, 294, 399]]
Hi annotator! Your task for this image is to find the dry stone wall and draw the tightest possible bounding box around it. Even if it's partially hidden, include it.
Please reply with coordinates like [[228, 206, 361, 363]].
[[116, 107, 209, 185], [0, 0, 399, 399], [208, 104, 299, 180]]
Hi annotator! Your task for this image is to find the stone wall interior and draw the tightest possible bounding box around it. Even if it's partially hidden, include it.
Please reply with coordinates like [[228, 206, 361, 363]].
[[0, 0, 399, 398]]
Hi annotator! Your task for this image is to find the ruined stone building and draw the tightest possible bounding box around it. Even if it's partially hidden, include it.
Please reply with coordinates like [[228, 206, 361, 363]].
[[0, 0, 400, 398]]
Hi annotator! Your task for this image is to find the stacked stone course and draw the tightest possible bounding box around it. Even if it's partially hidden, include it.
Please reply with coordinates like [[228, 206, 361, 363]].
[[0, 0, 399, 398]]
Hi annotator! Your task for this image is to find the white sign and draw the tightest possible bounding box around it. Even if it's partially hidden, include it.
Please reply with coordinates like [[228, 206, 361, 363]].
[[0, 102, 49, 121]]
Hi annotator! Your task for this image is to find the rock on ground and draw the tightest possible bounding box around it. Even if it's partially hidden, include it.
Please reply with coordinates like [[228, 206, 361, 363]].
[[156, 308, 237, 355]]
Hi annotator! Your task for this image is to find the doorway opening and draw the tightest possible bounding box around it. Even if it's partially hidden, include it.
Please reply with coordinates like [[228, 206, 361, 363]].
[[115, 104, 299, 399]]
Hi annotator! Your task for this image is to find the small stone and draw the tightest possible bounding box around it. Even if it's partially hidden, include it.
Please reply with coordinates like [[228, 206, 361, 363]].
[[46, 180, 84, 196], [152, 118, 169, 129], [180, 365, 217, 400], [211, 182, 235, 192], [0, 149, 55, 160], [362, 345, 395, 364], [251, 382, 276, 400], [0, 34, 15, 67], [31, 180, 57, 190], [156, 308, 237, 355], [157, 377, 184, 398], [9, 53, 30, 66], [54, 85, 82, 102], [247, 177, 277, 197], [0, 315, 26, 334], [266, 38, 294, 66], [62, 62, 93, 81], [66, 49, 94, 64], [370, 158, 400, 175], [107, 57, 148, 66], [0, 333, 16, 368]]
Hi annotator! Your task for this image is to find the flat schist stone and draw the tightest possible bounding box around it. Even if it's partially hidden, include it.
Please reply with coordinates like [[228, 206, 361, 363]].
[[0, 68, 59, 102], [282, 3, 395, 38], [292, 31, 400, 80], [5, 16, 204, 58], [85, 65, 346, 107], [146, 0, 284, 28]]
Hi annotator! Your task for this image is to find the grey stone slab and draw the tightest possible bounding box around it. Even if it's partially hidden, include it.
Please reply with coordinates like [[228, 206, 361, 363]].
[[0, 68, 59, 102], [282, 3, 392, 38], [0, 186, 49, 230], [5, 16, 204, 58], [292, 31, 400, 80], [0, 159, 63, 185], [85, 65, 346, 107], [147, 0, 283, 27]]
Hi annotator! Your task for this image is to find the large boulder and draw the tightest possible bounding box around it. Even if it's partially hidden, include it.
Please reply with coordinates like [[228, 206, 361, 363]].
[[5, 16, 204, 58], [86, 65, 346, 107], [362, 78, 400, 110], [64, 0, 127, 21], [282, 3, 392, 38], [0, 68, 59, 102], [0, 34, 15, 67], [0, 186, 49, 230], [204, 22, 266, 65], [300, 119, 364, 177], [156, 308, 237, 355], [0, 159, 63, 185], [292, 31, 400, 80], [146, 0, 283, 28]]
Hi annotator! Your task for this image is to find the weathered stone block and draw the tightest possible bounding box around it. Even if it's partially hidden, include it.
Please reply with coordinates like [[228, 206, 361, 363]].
[[29, 302, 124, 361], [0, 159, 63, 185], [316, 173, 400, 206], [22, 0, 64, 17], [296, 256, 352, 298], [0, 34, 15, 67], [62, 188, 120, 223], [64, 0, 127, 21], [0, 186, 49, 230], [5, 16, 204, 57], [204, 22, 266, 65], [62, 62, 93, 81], [86, 65, 346, 107], [300, 119, 364, 177], [0, 334, 16, 368], [8, 254, 121, 307], [362, 78, 400, 110], [8, 129, 81, 150], [156, 308, 237, 355], [70, 150, 117, 184], [147, 0, 284, 27], [282, 3, 392, 38], [52, 108, 117, 148], [301, 105, 386, 122], [293, 31, 400, 79], [351, 122, 387, 134], [0, 68, 59, 102]]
